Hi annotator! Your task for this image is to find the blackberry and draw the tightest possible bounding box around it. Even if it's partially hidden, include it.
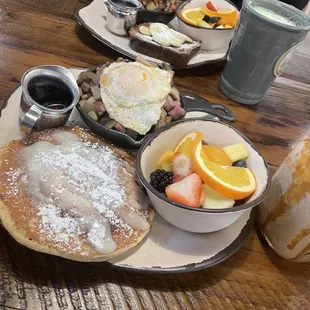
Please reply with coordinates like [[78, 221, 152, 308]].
[[150, 169, 174, 193], [233, 160, 247, 168], [210, 16, 220, 23], [203, 15, 211, 23]]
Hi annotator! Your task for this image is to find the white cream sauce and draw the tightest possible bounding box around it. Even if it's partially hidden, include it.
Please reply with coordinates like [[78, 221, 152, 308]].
[[19, 130, 150, 254]]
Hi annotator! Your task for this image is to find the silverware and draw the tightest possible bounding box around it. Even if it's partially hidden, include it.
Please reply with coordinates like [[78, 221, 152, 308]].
[[104, 0, 142, 36], [20, 65, 80, 134]]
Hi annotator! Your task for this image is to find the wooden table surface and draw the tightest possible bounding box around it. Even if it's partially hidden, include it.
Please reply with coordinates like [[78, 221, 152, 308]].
[[0, 1, 310, 309]]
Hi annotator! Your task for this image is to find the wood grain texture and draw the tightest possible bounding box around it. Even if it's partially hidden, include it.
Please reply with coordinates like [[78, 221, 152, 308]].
[[0, 0, 310, 309]]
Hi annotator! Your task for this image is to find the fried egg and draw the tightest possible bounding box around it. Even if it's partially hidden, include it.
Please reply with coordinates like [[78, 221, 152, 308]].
[[99, 62, 172, 135]]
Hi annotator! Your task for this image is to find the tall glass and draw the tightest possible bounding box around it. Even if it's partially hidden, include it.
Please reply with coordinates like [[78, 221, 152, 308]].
[[219, 0, 310, 105]]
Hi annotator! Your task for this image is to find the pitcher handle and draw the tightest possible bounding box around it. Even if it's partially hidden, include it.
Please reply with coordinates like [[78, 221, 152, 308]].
[[20, 105, 43, 135]]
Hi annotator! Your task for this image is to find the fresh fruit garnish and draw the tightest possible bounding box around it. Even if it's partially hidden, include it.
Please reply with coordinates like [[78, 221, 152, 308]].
[[223, 143, 249, 163], [233, 160, 248, 168], [206, 1, 218, 12], [146, 24, 189, 48], [172, 152, 193, 181], [156, 150, 174, 168], [149, 23, 169, 35], [169, 29, 193, 43], [198, 20, 213, 28], [202, 7, 238, 27], [180, 7, 205, 26], [152, 33, 172, 46], [165, 173, 202, 207], [150, 169, 174, 193], [200, 190, 206, 206], [192, 141, 256, 200], [202, 184, 235, 209], [202, 145, 232, 166], [173, 173, 184, 183], [171, 132, 202, 182], [210, 16, 220, 23], [139, 25, 151, 36], [162, 162, 172, 172], [173, 131, 203, 157]]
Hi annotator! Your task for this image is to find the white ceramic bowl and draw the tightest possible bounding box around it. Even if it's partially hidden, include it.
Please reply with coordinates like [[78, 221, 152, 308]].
[[176, 0, 238, 51], [136, 118, 271, 233]]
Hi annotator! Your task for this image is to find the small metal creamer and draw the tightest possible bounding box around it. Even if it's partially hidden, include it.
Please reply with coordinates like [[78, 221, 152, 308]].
[[104, 0, 142, 36], [20, 65, 80, 134]]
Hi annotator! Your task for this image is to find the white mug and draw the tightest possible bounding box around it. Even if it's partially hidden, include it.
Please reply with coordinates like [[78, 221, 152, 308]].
[[258, 140, 310, 262]]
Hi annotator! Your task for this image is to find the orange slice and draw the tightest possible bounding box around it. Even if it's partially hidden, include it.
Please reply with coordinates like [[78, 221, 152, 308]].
[[180, 7, 205, 26], [202, 7, 239, 27], [156, 150, 174, 168], [202, 145, 232, 166], [192, 141, 256, 199], [173, 131, 203, 157]]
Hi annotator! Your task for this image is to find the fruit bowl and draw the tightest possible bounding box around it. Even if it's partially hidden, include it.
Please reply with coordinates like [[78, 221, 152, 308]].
[[176, 0, 239, 50], [136, 118, 270, 233]]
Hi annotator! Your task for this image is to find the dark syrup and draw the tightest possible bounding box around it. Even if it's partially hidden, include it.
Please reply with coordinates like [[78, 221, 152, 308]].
[[28, 77, 73, 110]]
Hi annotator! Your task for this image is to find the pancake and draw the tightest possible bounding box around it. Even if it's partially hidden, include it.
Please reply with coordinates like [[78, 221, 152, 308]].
[[0, 126, 155, 262]]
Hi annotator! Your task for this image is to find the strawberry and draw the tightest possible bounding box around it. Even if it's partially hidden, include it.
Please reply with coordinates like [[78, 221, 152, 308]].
[[173, 174, 184, 183], [165, 173, 202, 207], [206, 1, 218, 12], [200, 190, 206, 206], [172, 152, 193, 182]]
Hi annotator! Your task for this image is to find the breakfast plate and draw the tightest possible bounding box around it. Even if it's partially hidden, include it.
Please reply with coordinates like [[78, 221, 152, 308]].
[[0, 69, 255, 273], [75, 63, 234, 148], [76, 0, 229, 69]]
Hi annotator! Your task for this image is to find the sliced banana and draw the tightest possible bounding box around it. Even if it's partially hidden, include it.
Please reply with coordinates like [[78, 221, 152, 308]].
[[169, 28, 193, 43], [139, 25, 151, 36], [168, 32, 184, 47], [197, 20, 213, 28], [152, 32, 171, 46], [149, 23, 169, 36]]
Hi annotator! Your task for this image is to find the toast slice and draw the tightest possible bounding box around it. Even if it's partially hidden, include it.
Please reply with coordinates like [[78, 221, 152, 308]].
[[129, 23, 201, 68]]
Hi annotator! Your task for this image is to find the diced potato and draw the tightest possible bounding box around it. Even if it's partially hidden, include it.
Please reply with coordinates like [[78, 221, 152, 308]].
[[87, 110, 98, 122], [79, 100, 85, 109], [170, 87, 180, 102], [222, 143, 249, 163], [83, 97, 96, 113], [202, 184, 235, 209], [146, 1, 156, 10]]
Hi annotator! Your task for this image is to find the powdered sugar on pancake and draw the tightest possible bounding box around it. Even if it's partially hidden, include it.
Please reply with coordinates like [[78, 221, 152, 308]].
[[12, 129, 151, 255]]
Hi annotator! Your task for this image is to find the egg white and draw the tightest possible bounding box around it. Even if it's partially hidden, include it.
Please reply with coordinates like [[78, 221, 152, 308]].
[[99, 62, 172, 135]]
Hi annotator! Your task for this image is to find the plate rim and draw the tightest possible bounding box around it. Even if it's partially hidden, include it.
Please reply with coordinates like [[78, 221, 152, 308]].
[[75, 3, 228, 69], [108, 208, 256, 273], [2, 78, 255, 274]]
